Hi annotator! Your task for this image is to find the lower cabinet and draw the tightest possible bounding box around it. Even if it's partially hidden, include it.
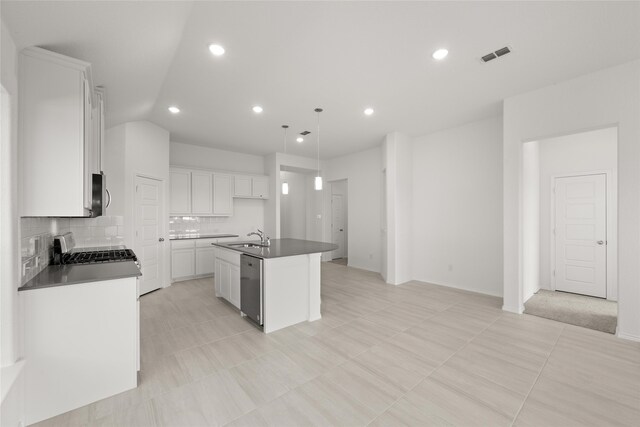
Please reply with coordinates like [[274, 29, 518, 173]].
[[196, 247, 215, 275], [214, 247, 241, 308], [21, 277, 138, 425], [171, 248, 195, 280], [171, 239, 217, 282]]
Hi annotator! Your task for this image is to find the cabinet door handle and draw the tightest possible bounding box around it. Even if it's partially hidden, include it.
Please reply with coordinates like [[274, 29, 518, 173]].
[[159, 238, 165, 242]]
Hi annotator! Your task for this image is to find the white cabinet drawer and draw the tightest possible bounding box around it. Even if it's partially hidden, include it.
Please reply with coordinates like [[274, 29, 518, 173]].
[[171, 240, 195, 250], [215, 247, 240, 266]]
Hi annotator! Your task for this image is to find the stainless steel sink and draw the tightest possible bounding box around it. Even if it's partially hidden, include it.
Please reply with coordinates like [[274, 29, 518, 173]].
[[228, 243, 266, 249]]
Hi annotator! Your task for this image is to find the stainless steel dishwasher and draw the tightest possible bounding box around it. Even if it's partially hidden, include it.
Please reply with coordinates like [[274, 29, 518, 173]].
[[240, 254, 263, 326]]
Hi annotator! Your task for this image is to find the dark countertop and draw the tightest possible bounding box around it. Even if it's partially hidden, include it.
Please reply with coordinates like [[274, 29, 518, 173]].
[[213, 238, 338, 259], [169, 234, 239, 240], [18, 261, 141, 292]]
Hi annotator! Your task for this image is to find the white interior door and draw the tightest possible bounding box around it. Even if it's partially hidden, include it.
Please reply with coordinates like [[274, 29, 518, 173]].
[[135, 175, 163, 296], [331, 194, 346, 259], [554, 174, 606, 298]]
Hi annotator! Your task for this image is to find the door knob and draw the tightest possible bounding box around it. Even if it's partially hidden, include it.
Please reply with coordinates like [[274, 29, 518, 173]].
[[339, 229, 344, 232], [159, 238, 165, 242], [596, 240, 604, 245]]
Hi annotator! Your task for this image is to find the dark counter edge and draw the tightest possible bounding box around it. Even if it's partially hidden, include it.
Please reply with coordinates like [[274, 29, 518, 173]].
[[213, 238, 338, 259], [19, 261, 141, 292], [169, 234, 239, 240]]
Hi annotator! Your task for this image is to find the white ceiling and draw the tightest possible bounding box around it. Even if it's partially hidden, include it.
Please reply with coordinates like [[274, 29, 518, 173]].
[[3, 1, 639, 159]]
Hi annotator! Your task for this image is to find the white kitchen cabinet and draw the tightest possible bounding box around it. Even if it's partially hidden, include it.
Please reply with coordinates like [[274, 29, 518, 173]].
[[213, 174, 233, 216], [22, 277, 138, 425], [233, 175, 270, 199], [196, 246, 215, 275], [191, 171, 213, 214], [234, 175, 252, 197], [171, 248, 196, 280], [171, 238, 219, 282], [170, 168, 191, 214], [93, 87, 105, 173], [229, 263, 241, 307], [20, 47, 99, 217], [214, 247, 241, 308], [216, 260, 231, 302], [252, 176, 269, 199]]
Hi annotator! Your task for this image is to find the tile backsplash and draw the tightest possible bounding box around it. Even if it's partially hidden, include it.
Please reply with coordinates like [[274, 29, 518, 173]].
[[20, 215, 125, 285], [20, 217, 55, 284], [169, 214, 260, 239], [59, 215, 125, 248]]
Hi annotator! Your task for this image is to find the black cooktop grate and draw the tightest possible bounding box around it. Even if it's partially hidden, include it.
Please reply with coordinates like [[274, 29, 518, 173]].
[[61, 249, 137, 265]]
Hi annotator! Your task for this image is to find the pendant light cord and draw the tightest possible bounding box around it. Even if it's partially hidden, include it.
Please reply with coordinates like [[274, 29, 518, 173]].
[[315, 108, 322, 175], [282, 124, 289, 154]]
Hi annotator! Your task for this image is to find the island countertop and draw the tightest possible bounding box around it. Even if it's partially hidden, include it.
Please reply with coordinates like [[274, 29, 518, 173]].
[[213, 238, 338, 259]]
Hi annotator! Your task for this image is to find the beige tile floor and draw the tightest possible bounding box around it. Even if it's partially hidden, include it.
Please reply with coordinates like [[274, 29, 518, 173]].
[[35, 262, 640, 426]]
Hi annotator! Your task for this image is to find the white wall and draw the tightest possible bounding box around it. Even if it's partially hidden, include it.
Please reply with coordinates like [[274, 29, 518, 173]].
[[324, 147, 383, 273], [522, 141, 539, 301], [503, 60, 640, 341], [411, 116, 504, 297], [280, 171, 308, 239], [264, 152, 320, 240], [105, 121, 171, 287], [170, 141, 264, 174], [538, 127, 618, 298], [383, 132, 413, 285], [330, 179, 348, 258], [1, 18, 25, 427]]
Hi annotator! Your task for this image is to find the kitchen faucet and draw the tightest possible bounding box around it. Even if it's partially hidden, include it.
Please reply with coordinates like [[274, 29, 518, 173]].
[[247, 229, 270, 246]]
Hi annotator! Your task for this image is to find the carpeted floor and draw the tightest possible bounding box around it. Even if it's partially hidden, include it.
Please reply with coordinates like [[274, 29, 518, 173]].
[[524, 289, 617, 334]]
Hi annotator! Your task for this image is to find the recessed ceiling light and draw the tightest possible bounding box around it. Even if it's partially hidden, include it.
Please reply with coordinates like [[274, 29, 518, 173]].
[[252, 106, 263, 113], [296, 137, 304, 143], [364, 108, 374, 116], [208, 44, 225, 56], [168, 106, 180, 114], [432, 48, 448, 60]]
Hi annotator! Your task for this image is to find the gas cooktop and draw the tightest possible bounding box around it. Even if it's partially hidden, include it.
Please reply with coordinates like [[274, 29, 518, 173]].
[[61, 249, 137, 265]]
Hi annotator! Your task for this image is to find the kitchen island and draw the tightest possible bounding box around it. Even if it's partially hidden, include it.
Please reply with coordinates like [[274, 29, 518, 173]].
[[213, 238, 337, 333]]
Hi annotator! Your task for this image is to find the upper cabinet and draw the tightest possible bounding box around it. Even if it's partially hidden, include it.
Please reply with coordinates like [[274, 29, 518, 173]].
[[213, 174, 233, 216], [170, 167, 268, 216], [233, 175, 252, 198], [20, 47, 102, 217], [169, 168, 191, 214], [191, 171, 213, 214], [234, 175, 269, 199]]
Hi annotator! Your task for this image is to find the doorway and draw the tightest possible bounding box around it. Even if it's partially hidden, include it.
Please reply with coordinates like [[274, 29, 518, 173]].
[[134, 175, 164, 296], [522, 126, 618, 333], [329, 179, 348, 263]]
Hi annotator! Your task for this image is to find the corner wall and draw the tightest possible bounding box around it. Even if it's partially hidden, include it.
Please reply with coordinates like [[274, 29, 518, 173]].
[[411, 116, 504, 296], [324, 147, 383, 273], [503, 60, 640, 340]]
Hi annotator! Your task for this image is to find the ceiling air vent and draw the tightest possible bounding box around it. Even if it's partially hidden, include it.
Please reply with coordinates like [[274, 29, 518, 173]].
[[300, 131, 311, 136], [481, 46, 512, 63]]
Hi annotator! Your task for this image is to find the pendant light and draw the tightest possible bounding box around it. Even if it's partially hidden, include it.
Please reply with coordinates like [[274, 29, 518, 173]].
[[281, 125, 289, 195], [314, 108, 323, 190]]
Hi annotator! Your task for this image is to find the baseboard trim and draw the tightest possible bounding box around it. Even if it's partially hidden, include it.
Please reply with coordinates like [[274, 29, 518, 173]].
[[414, 278, 503, 298], [502, 304, 525, 314], [616, 331, 640, 342]]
